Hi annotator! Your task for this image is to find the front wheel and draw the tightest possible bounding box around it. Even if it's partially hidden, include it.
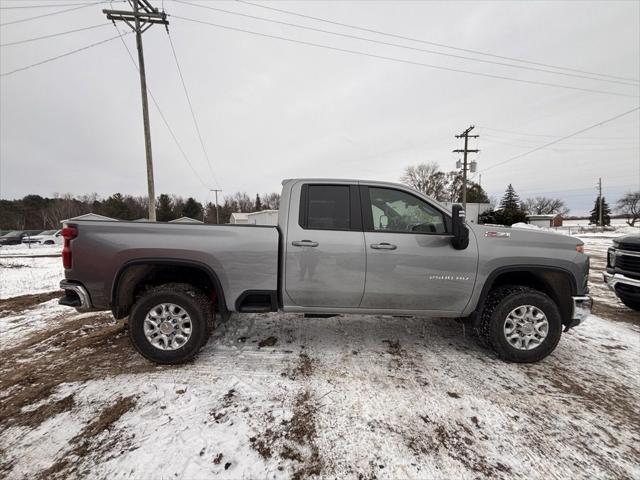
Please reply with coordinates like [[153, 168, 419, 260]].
[[128, 283, 212, 364], [477, 286, 562, 363]]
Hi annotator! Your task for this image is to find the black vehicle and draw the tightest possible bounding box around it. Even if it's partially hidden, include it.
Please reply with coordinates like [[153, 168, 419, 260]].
[[605, 234, 640, 311], [0, 230, 28, 246]]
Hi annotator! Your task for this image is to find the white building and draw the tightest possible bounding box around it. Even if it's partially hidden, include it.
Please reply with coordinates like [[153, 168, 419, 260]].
[[247, 210, 279, 225], [526, 214, 562, 228], [169, 217, 203, 224], [230, 213, 249, 224], [62, 213, 118, 222], [230, 210, 279, 225]]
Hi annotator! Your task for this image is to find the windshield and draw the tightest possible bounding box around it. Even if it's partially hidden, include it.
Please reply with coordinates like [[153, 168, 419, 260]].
[[39, 230, 57, 235], [2, 231, 21, 237]]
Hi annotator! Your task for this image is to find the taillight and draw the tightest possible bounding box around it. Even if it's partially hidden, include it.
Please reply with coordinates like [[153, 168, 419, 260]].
[[61, 226, 77, 269]]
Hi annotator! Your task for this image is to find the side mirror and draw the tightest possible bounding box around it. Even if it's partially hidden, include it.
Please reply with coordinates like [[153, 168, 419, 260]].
[[379, 215, 389, 229], [451, 205, 469, 250]]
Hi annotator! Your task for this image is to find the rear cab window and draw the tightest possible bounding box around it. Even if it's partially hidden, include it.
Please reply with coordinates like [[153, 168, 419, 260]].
[[298, 184, 361, 231]]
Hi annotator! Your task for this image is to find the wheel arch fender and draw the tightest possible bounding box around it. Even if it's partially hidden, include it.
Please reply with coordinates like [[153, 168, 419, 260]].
[[472, 265, 577, 326], [110, 258, 229, 319]]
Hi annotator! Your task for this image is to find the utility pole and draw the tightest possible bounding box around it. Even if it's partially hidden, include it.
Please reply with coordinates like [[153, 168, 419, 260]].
[[598, 177, 603, 228], [103, 1, 168, 221], [210, 189, 223, 224], [453, 125, 479, 210]]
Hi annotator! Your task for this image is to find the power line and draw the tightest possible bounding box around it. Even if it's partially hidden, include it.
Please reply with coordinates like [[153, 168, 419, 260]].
[[481, 135, 640, 150], [172, 15, 640, 99], [167, 30, 220, 189], [478, 126, 640, 140], [174, 0, 637, 87], [0, 2, 105, 9], [481, 106, 640, 172], [0, 1, 111, 26], [0, 23, 111, 47], [235, 0, 640, 84], [0, 32, 128, 77], [112, 23, 211, 191]]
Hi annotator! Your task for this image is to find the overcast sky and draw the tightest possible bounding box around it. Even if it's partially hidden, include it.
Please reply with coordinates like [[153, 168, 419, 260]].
[[1, 0, 639, 215]]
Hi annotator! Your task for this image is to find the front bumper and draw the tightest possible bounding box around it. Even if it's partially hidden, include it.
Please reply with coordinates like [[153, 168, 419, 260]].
[[572, 296, 592, 322], [603, 271, 640, 290], [565, 296, 592, 330], [59, 280, 94, 311]]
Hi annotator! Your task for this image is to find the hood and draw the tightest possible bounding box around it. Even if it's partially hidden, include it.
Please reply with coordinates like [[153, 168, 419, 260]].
[[470, 223, 583, 248], [614, 234, 640, 249]]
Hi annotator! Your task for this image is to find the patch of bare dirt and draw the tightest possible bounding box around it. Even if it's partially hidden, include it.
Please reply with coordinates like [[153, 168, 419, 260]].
[[283, 352, 316, 380], [37, 396, 137, 480], [0, 315, 158, 436], [398, 415, 511, 478], [0, 291, 61, 314], [249, 390, 325, 480], [258, 336, 278, 348], [592, 301, 639, 325]]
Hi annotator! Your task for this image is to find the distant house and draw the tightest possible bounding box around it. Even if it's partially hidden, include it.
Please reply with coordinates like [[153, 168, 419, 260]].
[[527, 214, 563, 228], [230, 213, 249, 224], [168, 217, 203, 224], [247, 210, 279, 226], [62, 213, 118, 222], [230, 210, 279, 225], [441, 203, 491, 224]]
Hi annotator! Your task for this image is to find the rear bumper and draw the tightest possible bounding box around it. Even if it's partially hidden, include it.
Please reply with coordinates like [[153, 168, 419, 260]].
[[59, 280, 94, 311]]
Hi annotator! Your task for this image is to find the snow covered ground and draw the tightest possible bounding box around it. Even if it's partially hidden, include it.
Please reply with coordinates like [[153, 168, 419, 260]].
[[0, 234, 638, 479]]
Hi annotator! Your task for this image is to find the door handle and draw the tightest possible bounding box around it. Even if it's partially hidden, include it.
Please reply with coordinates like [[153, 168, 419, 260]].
[[370, 242, 397, 250], [292, 240, 319, 247]]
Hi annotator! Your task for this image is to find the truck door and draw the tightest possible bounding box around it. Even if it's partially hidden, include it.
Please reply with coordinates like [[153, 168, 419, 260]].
[[284, 182, 366, 308], [359, 185, 477, 313]]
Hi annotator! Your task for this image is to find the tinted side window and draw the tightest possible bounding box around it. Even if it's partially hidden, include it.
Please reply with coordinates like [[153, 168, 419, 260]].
[[368, 187, 446, 234], [306, 185, 350, 230]]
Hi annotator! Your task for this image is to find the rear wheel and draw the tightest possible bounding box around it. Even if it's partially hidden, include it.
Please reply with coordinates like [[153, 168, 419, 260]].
[[477, 286, 562, 363], [128, 283, 212, 364]]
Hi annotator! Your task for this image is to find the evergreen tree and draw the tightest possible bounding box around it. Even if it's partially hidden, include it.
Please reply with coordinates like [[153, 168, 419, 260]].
[[255, 194, 262, 212], [182, 197, 203, 220], [495, 184, 527, 226], [156, 194, 175, 222], [589, 196, 611, 226], [465, 183, 490, 204], [101, 193, 132, 220]]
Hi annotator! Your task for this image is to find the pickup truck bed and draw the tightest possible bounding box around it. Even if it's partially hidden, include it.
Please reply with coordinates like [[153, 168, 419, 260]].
[[67, 221, 280, 314]]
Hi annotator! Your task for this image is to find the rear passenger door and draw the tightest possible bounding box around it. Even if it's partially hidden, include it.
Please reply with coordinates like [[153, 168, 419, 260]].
[[284, 182, 366, 308]]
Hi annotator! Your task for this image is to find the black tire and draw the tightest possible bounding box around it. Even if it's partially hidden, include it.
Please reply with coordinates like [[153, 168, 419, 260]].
[[476, 285, 562, 363], [128, 283, 212, 364], [620, 297, 640, 312], [44, 240, 54, 245]]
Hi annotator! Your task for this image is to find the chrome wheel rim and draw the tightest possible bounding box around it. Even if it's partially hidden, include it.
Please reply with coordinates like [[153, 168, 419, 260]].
[[503, 305, 549, 351], [144, 303, 192, 351]]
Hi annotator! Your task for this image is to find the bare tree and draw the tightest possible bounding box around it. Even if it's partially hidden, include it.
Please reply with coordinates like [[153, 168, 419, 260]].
[[616, 191, 640, 226], [400, 162, 448, 200], [523, 197, 569, 215], [262, 192, 280, 210], [233, 192, 254, 213]]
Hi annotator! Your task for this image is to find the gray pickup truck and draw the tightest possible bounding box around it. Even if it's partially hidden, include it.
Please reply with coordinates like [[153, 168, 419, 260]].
[[605, 234, 640, 311], [59, 179, 591, 364]]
